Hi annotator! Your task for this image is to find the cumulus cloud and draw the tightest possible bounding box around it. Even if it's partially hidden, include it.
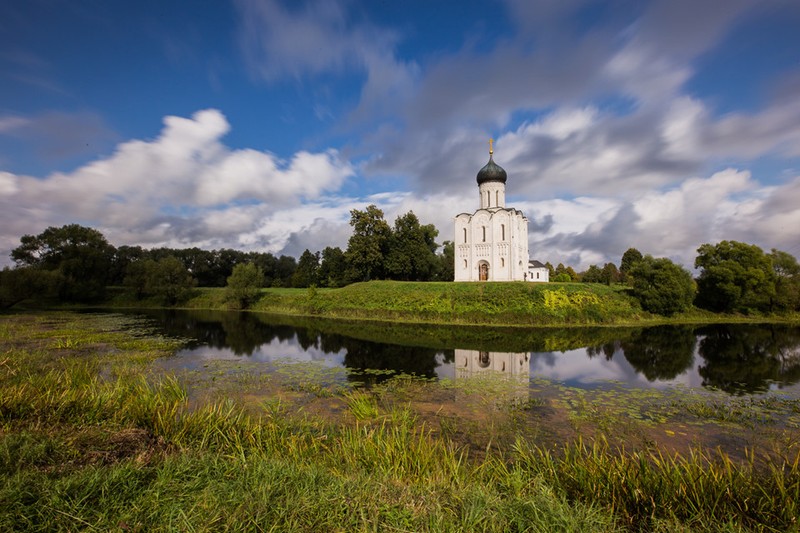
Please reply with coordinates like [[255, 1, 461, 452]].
[[0, 109, 354, 263], [524, 169, 800, 270]]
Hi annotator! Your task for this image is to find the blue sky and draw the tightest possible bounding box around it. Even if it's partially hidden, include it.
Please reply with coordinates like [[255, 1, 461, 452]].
[[2, 0, 799, 269]]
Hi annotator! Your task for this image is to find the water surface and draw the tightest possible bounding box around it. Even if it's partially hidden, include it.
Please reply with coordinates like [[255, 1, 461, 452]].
[[127, 309, 800, 396]]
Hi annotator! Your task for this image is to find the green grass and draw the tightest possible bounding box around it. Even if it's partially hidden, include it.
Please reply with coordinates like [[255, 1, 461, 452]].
[[2, 312, 799, 531], [111, 281, 644, 326]]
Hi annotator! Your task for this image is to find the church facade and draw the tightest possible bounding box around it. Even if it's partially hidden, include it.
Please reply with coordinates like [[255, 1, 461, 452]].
[[454, 143, 530, 282]]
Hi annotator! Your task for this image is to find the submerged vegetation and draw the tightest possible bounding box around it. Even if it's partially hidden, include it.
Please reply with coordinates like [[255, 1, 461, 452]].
[[1, 312, 799, 531]]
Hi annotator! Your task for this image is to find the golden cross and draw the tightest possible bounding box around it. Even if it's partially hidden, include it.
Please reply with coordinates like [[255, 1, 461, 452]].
[[489, 138, 494, 155]]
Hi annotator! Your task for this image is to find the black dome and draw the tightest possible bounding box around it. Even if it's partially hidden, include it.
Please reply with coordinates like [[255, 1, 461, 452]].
[[476, 154, 507, 185]]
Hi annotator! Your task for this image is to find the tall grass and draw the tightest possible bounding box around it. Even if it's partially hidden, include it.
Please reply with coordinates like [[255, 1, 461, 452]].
[[2, 312, 799, 531]]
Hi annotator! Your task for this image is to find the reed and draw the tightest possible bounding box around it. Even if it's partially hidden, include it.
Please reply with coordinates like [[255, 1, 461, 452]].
[[2, 312, 799, 532]]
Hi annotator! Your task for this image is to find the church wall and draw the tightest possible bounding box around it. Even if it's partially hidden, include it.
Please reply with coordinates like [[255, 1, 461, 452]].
[[478, 181, 506, 209], [454, 208, 528, 282]]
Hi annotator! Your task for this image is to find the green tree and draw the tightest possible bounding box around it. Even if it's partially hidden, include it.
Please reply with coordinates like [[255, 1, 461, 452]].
[[11, 224, 116, 302], [318, 246, 347, 287], [544, 262, 555, 279], [0, 267, 61, 308], [109, 245, 146, 285], [629, 255, 696, 316], [385, 211, 439, 281], [274, 255, 297, 287], [600, 262, 619, 285], [344, 205, 391, 282], [695, 241, 776, 313], [292, 249, 320, 288], [551, 263, 580, 282], [146, 257, 195, 305], [123, 259, 158, 300], [768, 248, 800, 311], [619, 247, 643, 284], [581, 265, 603, 283], [620, 248, 643, 274], [436, 240, 455, 281], [225, 263, 264, 309]]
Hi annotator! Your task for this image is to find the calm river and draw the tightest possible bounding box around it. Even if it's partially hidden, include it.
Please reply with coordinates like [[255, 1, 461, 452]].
[[124, 309, 800, 397]]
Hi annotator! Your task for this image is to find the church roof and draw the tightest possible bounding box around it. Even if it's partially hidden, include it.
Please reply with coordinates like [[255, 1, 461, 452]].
[[476, 139, 507, 185]]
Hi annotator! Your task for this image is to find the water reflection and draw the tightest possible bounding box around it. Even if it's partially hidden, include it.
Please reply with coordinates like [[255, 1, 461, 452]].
[[696, 324, 800, 394], [126, 309, 800, 395], [620, 326, 696, 381], [455, 350, 530, 379]]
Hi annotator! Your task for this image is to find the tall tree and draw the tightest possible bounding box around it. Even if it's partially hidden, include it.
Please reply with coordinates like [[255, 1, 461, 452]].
[[436, 240, 455, 281], [318, 246, 347, 287], [274, 255, 298, 287], [0, 267, 60, 308], [385, 211, 439, 281], [629, 255, 696, 316], [344, 205, 391, 282], [293, 249, 321, 288], [11, 224, 115, 302], [581, 265, 603, 283], [600, 262, 620, 285], [695, 241, 776, 313], [146, 257, 196, 305], [768, 248, 800, 311], [619, 247, 643, 285], [123, 259, 158, 300]]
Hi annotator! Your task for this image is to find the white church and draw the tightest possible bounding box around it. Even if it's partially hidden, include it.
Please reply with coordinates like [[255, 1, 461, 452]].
[[454, 141, 547, 282]]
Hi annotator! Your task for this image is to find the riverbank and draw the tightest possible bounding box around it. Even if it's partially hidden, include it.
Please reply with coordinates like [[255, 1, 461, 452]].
[[1, 312, 798, 531], [101, 280, 800, 327]]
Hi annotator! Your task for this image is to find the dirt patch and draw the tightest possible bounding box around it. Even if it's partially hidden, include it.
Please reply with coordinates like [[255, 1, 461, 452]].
[[69, 427, 172, 468]]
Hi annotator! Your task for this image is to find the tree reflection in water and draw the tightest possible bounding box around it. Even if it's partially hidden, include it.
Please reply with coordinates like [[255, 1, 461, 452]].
[[621, 326, 696, 381], [137, 309, 451, 384], [130, 309, 800, 394], [696, 324, 800, 394]]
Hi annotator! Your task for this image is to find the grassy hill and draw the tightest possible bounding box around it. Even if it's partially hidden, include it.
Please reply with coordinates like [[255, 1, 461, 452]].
[[159, 281, 650, 326]]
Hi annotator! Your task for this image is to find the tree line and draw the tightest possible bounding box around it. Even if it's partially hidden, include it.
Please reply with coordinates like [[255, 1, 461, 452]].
[[2, 211, 798, 317], [0, 205, 453, 308], [563, 243, 800, 316]]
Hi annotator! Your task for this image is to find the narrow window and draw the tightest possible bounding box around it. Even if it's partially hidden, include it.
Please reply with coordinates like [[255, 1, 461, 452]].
[[464, 259, 468, 268], [501, 224, 505, 241], [495, 190, 499, 206], [463, 228, 467, 243], [501, 257, 505, 267], [482, 226, 486, 242], [487, 191, 491, 207]]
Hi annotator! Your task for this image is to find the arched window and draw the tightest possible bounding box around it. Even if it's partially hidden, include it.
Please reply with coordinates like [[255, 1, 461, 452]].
[[463, 228, 467, 243], [464, 259, 468, 268], [501, 257, 505, 267], [501, 224, 505, 240], [487, 191, 491, 207], [482, 226, 486, 242], [496, 190, 499, 206]]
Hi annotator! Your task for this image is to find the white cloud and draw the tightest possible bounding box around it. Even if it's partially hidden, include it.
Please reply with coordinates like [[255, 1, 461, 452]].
[[0, 109, 355, 264], [524, 168, 800, 270]]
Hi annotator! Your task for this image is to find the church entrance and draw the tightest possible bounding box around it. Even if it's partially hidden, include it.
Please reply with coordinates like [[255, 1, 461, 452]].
[[479, 262, 489, 281]]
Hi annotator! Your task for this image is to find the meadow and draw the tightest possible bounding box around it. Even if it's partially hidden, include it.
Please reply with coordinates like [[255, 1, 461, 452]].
[[1, 311, 799, 531]]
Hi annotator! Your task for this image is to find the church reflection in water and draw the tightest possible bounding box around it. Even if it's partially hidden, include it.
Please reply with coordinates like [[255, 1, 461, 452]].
[[455, 349, 530, 380]]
